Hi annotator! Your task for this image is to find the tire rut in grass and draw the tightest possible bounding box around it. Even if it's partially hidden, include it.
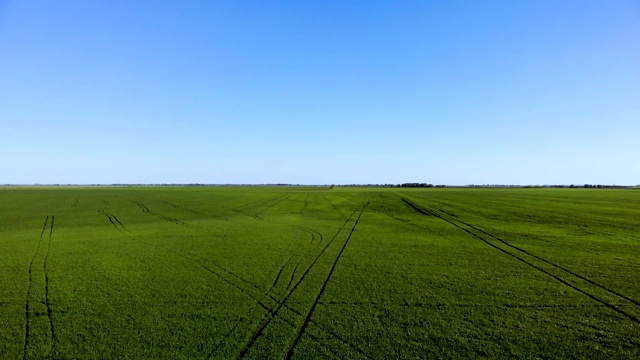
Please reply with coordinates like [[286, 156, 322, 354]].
[[237, 201, 373, 359], [44, 215, 56, 358], [160, 200, 227, 220], [285, 200, 371, 359], [439, 209, 456, 217], [24, 216, 47, 359], [126, 228, 372, 359], [268, 230, 315, 292], [176, 250, 372, 360], [281, 227, 324, 296], [236, 205, 366, 359], [232, 209, 262, 221], [286, 262, 302, 291], [255, 194, 294, 216], [267, 258, 293, 294], [401, 197, 640, 326], [98, 209, 129, 233], [451, 215, 640, 308], [322, 195, 348, 220], [411, 198, 640, 309], [267, 225, 322, 296], [134, 202, 189, 227], [96, 200, 370, 358], [234, 194, 286, 210], [159, 249, 319, 357], [24, 215, 56, 360], [320, 300, 610, 309], [231, 194, 295, 220], [335, 194, 360, 205], [231, 194, 289, 219]]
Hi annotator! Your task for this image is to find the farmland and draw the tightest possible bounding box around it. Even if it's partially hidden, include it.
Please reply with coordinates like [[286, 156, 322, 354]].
[[1, 187, 639, 359]]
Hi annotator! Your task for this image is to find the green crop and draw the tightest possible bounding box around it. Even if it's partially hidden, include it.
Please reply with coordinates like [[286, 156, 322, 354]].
[[1, 187, 639, 359]]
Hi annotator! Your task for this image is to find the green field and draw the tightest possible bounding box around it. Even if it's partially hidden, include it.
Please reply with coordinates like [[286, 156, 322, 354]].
[[1, 187, 639, 359]]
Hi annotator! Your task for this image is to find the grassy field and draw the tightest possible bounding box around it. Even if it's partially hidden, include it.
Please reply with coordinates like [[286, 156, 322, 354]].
[[1, 186, 639, 359]]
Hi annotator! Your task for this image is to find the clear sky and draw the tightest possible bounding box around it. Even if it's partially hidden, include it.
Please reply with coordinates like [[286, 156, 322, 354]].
[[1, 1, 639, 185]]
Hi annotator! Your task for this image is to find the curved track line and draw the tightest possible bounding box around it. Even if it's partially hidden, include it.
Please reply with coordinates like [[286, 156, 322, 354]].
[[99, 198, 370, 358], [134, 202, 189, 227], [283, 227, 325, 296], [23, 215, 56, 359], [267, 258, 292, 294], [98, 209, 129, 233], [268, 225, 323, 296], [286, 201, 370, 359], [235, 206, 362, 359], [118, 225, 372, 359], [182, 249, 373, 360]]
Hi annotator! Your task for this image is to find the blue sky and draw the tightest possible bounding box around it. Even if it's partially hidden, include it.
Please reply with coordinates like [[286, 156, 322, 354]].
[[1, 1, 639, 185]]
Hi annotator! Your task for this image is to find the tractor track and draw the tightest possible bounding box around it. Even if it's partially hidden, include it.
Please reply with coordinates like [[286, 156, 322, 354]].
[[44, 215, 56, 359], [234, 194, 287, 210], [450, 215, 640, 308], [81, 222, 301, 355], [267, 225, 323, 296], [215, 265, 373, 360], [323, 195, 348, 219], [23, 216, 48, 359], [439, 209, 456, 217], [237, 200, 373, 359], [255, 194, 294, 216], [235, 206, 361, 358], [231, 194, 295, 220], [267, 225, 314, 293], [232, 211, 355, 358], [295, 225, 318, 246], [267, 258, 293, 294], [286, 229, 327, 294], [92, 202, 372, 359], [287, 263, 302, 291], [24, 215, 56, 360], [232, 209, 262, 220], [231, 194, 290, 218], [266, 226, 316, 294], [285, 200, 370, 359], [174, 249, 372, 360], [98, 209, 129, 233], [94, 196, 372, 358], [400, 197, 640, 326], [334, 194, 360, 205], [402, 197, 640, 308], [267, 234, 313, 293], [39, 216, 49, 239], [319, 301, 610, 309], [160, 200, 227, 220], [134, 202, 189, 227]]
